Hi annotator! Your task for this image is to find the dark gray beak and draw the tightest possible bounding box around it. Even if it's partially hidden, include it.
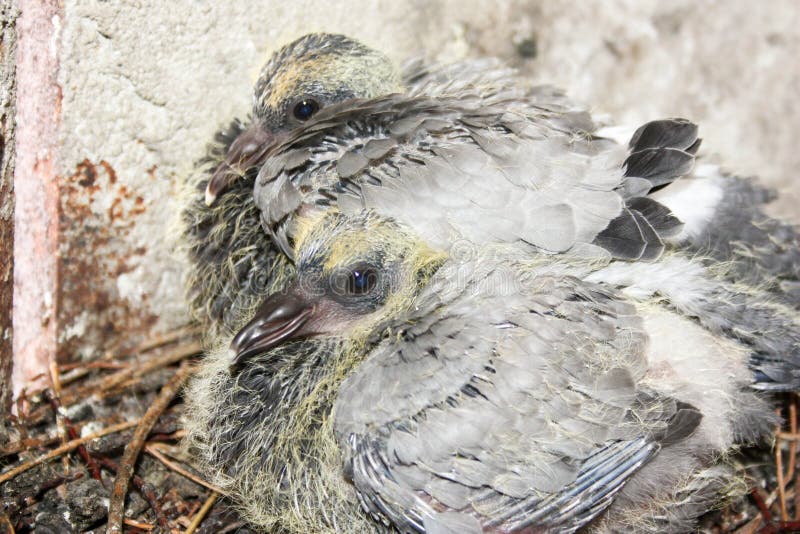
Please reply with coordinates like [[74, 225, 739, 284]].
[[229, 286, 315, 371], [205, 123, 275, 206]]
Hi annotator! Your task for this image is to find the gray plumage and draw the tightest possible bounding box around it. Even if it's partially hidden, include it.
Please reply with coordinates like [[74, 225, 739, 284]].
[[180, 33, 800, 533], [184, 211, 779, 533], [251, 83, 689, 262]]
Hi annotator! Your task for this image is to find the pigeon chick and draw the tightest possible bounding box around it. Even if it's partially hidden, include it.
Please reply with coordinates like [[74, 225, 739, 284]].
[[181, 32, 598, 334], [184, 209, 784, 534], [209, 33, 678, 262]]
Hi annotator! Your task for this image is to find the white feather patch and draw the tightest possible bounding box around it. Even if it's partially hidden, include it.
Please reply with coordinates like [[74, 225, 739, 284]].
[[651, 164, 725, 240], [585, 255, 712, 307], [640, 307, 749, 451], [594, 125, 638, 146]]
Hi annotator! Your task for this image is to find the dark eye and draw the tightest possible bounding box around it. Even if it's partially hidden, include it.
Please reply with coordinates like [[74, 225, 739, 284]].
[[346, 267, 378, 295], [293, 99, 320, 121]]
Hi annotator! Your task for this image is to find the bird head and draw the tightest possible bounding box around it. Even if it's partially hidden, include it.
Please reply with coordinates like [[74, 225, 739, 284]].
[[228, 210, 444, 370], [206, 33, 400, 204]]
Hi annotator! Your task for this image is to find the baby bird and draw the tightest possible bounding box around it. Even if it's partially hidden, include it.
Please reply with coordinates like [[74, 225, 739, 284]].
[[183, 32, 605, 335], [181, 33, 800, 532], [185, 209, 784, 533]]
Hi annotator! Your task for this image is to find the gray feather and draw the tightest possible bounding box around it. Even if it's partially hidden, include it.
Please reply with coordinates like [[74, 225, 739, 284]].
[[628, 118, 699, 153]]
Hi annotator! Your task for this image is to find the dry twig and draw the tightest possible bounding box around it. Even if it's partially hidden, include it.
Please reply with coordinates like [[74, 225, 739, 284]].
[[0, 420, 139, 485], [45, 390, 102, 481], [106, 360, 194, 534], [64, 340, 201, 407], [0, 512, 16, 534], [96, 456, 169, 530], [184, 491, 219, 534], [144, 443, 226, 495], [776, 419, 788, 521], [123, 518, 155, 531], [134, 325, 199, 354]]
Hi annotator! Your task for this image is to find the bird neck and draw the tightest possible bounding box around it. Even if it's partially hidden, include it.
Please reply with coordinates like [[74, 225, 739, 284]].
[[211, 335, 377, 529]]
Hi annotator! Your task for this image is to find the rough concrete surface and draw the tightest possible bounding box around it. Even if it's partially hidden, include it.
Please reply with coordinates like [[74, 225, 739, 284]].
[[0, 0, 17, 412], [21, 1, 799, 382]]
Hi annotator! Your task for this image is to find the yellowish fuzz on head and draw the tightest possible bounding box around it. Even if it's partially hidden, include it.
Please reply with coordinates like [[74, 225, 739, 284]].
[[294, 210, 445, 277], [294, 210, 445, 343], [266, 54, 401, 109]]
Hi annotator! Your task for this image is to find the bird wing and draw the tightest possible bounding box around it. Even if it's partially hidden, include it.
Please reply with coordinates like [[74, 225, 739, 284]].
[[254, 95, 691, 264], [333, 259, 700, 533]]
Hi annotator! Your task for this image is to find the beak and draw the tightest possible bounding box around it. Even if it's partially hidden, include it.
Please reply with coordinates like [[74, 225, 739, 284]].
[[228, 285, 316, 371], [205, 123, 275, 206]]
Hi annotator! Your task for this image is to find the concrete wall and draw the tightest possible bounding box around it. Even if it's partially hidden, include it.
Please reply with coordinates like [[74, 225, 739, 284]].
[[10, 0, 800, 393], [0, 0, 17, 412]]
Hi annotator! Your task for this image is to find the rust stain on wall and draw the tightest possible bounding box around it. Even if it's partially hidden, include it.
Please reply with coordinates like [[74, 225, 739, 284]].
[[57, 159, 157, 362]]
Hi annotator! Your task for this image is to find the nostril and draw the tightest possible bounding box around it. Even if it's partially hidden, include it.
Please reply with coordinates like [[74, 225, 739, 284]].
[[264, 301, 307, 322], [239, 141, 261, 156]]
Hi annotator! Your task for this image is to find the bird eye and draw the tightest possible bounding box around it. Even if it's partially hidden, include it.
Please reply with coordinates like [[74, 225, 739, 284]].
[[346, 266, 378, 295], [328, 262, 382, 301], [292, 99, 320, 121]]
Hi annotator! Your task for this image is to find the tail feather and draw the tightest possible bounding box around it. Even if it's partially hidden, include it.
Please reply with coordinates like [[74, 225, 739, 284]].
[[592, 119, 699, 261], [628, 118, 700, 154], [593, 208, 659, 261], [624, 118, 701, 192], [624, 148, 696, 189], [626, 197, 684, 238]]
